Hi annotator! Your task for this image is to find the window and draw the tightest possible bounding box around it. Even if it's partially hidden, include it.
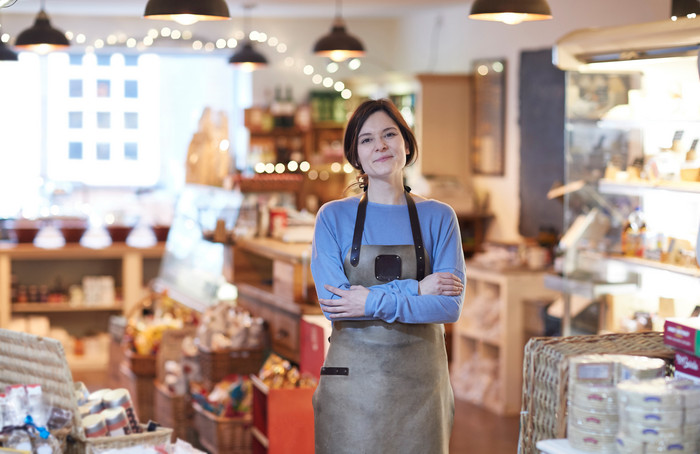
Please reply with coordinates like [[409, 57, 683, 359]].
[[46, 52, 161, 186], [0, 50, 245, 218]]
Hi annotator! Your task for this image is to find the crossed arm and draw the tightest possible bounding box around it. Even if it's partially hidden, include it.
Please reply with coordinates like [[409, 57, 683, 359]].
[[319, 271, 463, 320]]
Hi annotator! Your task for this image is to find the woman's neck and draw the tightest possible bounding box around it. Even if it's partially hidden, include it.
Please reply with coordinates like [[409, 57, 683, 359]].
[[366, 178, 405, 205]]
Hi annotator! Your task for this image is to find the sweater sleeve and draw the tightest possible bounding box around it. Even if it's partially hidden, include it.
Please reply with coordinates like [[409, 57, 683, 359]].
[[311, 199, 466, 324], [363, 206, 465, 324]]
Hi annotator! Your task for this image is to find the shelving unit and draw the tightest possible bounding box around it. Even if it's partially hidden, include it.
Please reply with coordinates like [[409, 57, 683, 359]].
[[0, 243, 165, 331], [451, 265, 557, 415], [250, 374, 315, 454], [229, 237, 322, 364]]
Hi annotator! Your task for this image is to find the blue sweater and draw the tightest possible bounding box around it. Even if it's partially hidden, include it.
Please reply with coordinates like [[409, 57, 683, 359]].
[[310, 195, 466, 324]]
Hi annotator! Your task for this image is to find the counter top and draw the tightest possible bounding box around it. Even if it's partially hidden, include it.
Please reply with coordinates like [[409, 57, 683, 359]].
[[233, 237, 312, 264], [0, 242, 166, 260]]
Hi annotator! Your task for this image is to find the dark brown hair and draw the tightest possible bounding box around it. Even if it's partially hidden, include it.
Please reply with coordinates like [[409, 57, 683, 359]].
[[343, 98, 418, 178]]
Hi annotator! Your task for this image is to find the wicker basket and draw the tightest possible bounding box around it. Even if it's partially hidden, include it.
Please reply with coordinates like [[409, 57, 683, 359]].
[[119, 362, 155, 424], [153, 327, 197, 443], [192, 402, 252, 454], [0, 328, 173, 454], [198, 346, 265, 385], [518, 331, 675, 454], [154, 381, 194, 443], [124, 349, 157, 377]]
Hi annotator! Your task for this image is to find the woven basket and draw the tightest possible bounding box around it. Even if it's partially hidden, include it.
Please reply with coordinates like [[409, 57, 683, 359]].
[[153, 381, 193, 443], [198, 346, 265, 385], [119, 363, 155, 424], [192, 402, 252, 454], [518, 331, 675, 454], [153, 327, 197, 443], [0, 328, 172, 454], [124, 350, 157, 377]]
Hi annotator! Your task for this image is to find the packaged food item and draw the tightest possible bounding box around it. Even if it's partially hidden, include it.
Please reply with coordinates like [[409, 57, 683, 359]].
[[82, 413, 109, 438], [102, 388, 141, 433], [25, 384, 45, 427], [102, 406, 132, 436]]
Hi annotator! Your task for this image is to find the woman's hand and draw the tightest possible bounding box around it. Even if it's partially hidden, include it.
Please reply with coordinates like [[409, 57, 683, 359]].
[[419, 272, 464, 296], [320, 284, 370, 319]]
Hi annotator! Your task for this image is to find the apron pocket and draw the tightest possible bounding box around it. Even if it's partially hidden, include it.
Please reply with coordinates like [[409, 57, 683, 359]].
[[320, 366, 349, 376]]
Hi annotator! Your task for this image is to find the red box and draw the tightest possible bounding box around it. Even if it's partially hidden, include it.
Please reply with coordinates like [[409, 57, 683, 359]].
[[664, 318, 700, 356], [674, 350, 700, 383], [300, 316, 331, 381]]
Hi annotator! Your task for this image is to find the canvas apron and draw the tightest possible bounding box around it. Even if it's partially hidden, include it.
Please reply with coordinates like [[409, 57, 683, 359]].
[[313, 191, 454, 454]]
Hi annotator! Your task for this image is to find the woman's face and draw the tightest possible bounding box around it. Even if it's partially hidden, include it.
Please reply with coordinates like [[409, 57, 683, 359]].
[[356, 110, 408, 181]]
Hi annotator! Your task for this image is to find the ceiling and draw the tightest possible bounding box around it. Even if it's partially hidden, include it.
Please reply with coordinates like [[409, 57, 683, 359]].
[[5, 0, 470, 19]]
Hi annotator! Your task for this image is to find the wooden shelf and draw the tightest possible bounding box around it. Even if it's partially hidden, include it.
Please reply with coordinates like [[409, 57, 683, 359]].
[[598, 178, 700, 196], [0, 242, 165, 260], [0, 243, 165, 329], [451, 266, 558, 415], [12, 303, 123, 313]]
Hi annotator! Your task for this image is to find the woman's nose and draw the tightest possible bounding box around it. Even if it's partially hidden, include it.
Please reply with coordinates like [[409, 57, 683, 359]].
[[375, 137, 387, 151]]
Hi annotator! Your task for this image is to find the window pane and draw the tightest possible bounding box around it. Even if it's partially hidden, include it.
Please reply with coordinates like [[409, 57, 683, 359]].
[[69, 54, 83, 65], [69, 142, 83, 160], [97, 112, 111, 128], [69, 80, 83, 97], [69, 112, 82, 128], [124, 112, 138, 129], [124, 55, 139, 67], [97, 54, 111, 66], [125, 142, 138, 160], [96, 143, 110, 160], [124, 80, 138, 98], [97, 80, 110, 97]]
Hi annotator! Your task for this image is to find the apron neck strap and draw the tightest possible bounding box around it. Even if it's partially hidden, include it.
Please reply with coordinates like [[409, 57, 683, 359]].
[[349, 189, 426, 281]]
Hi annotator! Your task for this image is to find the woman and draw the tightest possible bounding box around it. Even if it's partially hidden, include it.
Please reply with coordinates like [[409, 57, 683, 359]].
[[310, 98, 466, 454]]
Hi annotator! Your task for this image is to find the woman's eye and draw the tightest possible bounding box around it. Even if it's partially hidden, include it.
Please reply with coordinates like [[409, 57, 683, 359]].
[[385, 132, 397, 138], [360, 138, 371, 144]]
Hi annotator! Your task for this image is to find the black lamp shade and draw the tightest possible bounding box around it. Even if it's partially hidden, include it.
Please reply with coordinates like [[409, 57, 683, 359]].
[[469, 0, 552, 24], [144, 0, 230, 23], [15, 10, 69, 51], [313, 19, 365, 62], [229, 42, 268, 71], [0, 41, 18, 61]]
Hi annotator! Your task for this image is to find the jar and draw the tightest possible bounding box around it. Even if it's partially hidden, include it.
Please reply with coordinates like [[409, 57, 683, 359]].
[[82, 413, 108, 438], [102, 407, 131, 436], [101, 388, 141, 433]]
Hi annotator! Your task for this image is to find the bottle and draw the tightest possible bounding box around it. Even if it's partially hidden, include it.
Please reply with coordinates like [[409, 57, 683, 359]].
[[622, 207, 646, 257]]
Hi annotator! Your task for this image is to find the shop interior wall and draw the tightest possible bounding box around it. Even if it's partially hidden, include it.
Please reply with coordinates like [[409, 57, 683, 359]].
[[394, 0, 671, 244], [0, 4, 674, 237]]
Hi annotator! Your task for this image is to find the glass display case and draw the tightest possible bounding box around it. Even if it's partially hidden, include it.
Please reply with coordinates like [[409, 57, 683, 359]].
[[552, 54, 700, 334]]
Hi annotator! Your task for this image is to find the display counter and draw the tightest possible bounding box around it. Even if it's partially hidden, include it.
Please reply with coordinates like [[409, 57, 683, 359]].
[[228, 237, 322, 363]]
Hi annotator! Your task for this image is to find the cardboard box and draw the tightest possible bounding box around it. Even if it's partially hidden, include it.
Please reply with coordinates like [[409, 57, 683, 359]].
[[674, 350, 700, 383], [663, 318, 700, 356]]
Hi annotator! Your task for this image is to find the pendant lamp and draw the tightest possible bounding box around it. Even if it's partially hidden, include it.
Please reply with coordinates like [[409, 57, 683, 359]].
[[15, 1, 69, 53], [469, 0, 552, 25], [0, 40, 17, 60], [144, 0, 230, 26], [229, 5, 267, 71], [313, 0, 365, 62]]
